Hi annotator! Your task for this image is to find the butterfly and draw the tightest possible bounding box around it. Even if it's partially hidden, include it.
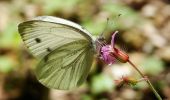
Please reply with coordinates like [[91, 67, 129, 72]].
[[18, 16, 97, 90]]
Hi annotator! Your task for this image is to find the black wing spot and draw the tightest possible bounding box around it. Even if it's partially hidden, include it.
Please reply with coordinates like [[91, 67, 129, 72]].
[[35, 38, 41, 43], [44, 55, 49, 62], [46, 48, 52, 52]]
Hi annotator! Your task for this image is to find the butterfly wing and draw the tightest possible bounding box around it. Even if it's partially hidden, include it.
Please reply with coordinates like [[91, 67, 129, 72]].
[[18, 16, 95, 89], [36, 40, 94, 89]]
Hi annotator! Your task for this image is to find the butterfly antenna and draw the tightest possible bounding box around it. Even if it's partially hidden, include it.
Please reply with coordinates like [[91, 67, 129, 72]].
[[97, 14, 121, 45], [111, 14, 122, 28], [99, 18, 109, 38]]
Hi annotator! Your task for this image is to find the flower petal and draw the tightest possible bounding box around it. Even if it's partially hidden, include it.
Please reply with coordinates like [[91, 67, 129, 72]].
[[111, 31, 119, 48], [101, 45, 115, 64]]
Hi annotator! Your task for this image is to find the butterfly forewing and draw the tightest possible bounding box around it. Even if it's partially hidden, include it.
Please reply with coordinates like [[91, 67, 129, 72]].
[[18, 16, 95, 89], [19, 20, 92, 59]]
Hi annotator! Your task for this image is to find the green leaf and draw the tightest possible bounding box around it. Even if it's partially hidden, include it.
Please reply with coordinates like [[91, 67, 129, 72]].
[[140, 57, 164, 75], [102, 3, 144, 30], [82, 20, 106, 36], [0, 56, 16, 73], [91, 73, 114, 94], [0, 22, 21, 48], [81, 94, 93, 100], [41, 0, 80, 14]]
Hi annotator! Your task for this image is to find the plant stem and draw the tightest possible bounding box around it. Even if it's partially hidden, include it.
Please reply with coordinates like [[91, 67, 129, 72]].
[[128, 60, 162, 100]]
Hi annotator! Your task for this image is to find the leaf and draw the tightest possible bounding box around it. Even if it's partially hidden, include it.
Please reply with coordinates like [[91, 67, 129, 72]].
[[102, 3, 144, 30], [40, 0, 80, 14], [91, 73, 114, 94], [140, 57, 164, 75], [0, 22, 21, 48], [0, 56, 16, 73], [82, 20, 106, 36], [81, 94, 93, 100]]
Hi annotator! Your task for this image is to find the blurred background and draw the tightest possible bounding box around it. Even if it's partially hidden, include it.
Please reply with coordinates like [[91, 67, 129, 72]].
[[0, 0, 170, 100]]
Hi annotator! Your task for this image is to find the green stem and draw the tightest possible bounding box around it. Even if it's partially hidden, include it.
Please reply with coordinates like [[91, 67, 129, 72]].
[[128, 60, 162, 100]]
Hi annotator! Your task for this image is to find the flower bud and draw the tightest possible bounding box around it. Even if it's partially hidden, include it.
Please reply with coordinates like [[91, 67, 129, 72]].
[[112, 48, 129, 63]]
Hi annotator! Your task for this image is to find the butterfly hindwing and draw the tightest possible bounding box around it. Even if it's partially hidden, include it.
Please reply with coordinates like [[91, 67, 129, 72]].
[[36, 39, 94, 89]]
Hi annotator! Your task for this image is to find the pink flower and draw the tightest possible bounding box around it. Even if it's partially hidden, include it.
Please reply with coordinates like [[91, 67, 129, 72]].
[[101, 45, 115, 64], [99, 31, 129, 64]]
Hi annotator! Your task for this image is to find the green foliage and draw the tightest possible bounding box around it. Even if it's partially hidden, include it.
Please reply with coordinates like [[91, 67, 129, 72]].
[[82, 3, 145, 36], [40, 0, 80, 14], [0, 22, 21, 48], [140, 57, 164, 75], [0, 56, 16, 73], [102, 3, 144, 30], [91, 73, 114, 94], [82, 20, 106, 36], [81, 94, 93, 100]]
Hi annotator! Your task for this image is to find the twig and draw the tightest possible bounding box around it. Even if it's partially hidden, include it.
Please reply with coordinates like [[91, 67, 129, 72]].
[[128, 60, 162, 100]]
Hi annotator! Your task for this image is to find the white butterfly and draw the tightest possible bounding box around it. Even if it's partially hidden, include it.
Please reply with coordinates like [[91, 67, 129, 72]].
[[18, 16, 96, 90]]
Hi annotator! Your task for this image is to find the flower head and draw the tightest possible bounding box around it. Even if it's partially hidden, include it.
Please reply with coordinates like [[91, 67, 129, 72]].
[[115, 76, 148, 87], [101, 45, 115, 64], [114, 76, 138, 86], [99, 31, 129, 64]]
